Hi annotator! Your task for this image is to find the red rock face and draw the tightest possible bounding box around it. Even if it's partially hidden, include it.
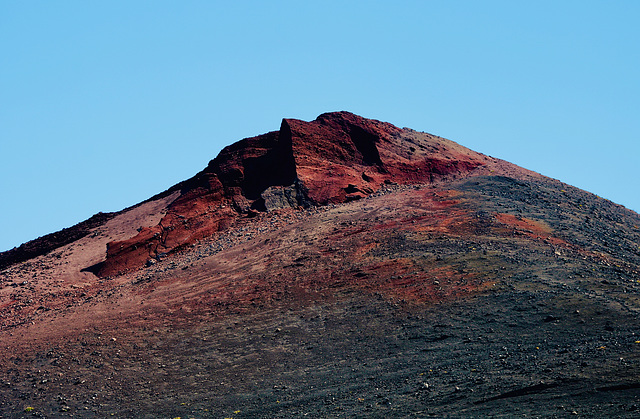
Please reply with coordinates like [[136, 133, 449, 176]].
[[287, 112, 488, 204], [97, 112, 492, 276]]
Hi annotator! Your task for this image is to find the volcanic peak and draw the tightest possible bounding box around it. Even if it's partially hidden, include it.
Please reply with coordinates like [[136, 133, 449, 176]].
[[5, 112, 640, 418], [86, 112, 510, 276]]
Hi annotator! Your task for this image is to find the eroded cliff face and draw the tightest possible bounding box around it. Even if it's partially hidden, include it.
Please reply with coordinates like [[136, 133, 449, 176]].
[[96, 112, 507, 276]]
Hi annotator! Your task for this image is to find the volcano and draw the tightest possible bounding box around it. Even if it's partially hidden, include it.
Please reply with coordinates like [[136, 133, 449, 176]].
[[1, 112, 640, 417]]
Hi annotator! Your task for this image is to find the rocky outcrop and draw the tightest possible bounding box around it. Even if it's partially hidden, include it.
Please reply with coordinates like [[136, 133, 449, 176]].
[[95, 112, 498, 276], [260, 181, 309, 212]]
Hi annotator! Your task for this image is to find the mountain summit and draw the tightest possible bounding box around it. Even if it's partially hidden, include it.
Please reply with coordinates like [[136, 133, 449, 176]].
[[1, 112, 640, 417], [95, 111, 535, 276]]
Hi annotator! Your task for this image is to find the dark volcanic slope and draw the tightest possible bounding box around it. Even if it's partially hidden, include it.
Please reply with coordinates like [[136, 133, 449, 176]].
[[0, 212, 116, 271], [1, 113, 640, 418]]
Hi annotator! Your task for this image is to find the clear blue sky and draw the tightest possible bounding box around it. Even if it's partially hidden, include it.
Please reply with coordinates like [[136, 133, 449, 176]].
[[1, 1, 639, 252]]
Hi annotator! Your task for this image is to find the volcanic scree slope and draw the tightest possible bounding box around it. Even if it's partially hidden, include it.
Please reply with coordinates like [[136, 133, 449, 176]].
[[1, 112, 640, 417]]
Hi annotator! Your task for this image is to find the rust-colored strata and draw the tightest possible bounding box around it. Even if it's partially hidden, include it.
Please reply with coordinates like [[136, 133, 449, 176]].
[[97, 112, 496, 276]]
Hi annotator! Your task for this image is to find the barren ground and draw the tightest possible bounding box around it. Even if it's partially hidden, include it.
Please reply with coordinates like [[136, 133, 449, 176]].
[[2, 177, 640, 418]]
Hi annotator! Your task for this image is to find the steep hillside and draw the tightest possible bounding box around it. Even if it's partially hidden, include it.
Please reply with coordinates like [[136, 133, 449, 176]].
[[1, 113, 639, 417]]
